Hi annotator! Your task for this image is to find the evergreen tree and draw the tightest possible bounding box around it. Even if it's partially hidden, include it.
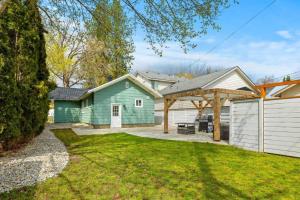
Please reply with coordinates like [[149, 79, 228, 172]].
[[0, 0, 54, 149]]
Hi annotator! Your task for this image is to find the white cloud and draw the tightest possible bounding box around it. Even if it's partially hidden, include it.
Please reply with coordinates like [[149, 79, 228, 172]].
[[133, 39, 300, 79], [276, 30, 293, 39]]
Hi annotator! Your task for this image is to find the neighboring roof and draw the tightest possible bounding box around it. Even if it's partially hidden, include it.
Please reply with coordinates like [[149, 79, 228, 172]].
[[136, 71, 186, 83], [160, 66, 257, 95], [269, 73, 300, 97], [87, 74, 162, 98], [49, 87, 88, 101], [270, 84, 297, 97]]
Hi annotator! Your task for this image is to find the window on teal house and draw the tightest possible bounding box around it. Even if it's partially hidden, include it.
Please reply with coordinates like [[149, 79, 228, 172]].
[[135, 99, 143, 108]]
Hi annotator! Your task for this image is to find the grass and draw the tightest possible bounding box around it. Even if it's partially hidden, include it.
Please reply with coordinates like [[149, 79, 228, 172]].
[[1, 129, 300, 199]]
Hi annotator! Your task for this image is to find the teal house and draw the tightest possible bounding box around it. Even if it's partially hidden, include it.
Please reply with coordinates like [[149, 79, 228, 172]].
[[49, 74, 162, 128]]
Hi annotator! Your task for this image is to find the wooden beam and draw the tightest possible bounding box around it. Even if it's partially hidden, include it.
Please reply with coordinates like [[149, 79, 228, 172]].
[[164, 98, 169, 133], [164, 88, 257, 99], [191, 100, 200, 110], [260, 87, 267, 98], [168, 99, 176, 109], [213, 91, 221, 141], [256, 80, 300, 88]]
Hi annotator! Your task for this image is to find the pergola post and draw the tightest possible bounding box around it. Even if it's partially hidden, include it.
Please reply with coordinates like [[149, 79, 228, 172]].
[[213, 91, 221, 141], [164, 98, 169, 133]]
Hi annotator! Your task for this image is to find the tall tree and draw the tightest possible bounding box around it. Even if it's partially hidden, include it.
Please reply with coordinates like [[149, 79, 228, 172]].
[[46, 29, 85, 87], [80, 38, 111, 87], [0, 0, 54, 149], [81, 0, 134, 88], [39, 0, 235, 54]]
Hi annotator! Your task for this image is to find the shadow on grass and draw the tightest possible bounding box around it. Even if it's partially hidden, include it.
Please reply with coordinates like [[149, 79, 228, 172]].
[[193, 142, 251, 199]]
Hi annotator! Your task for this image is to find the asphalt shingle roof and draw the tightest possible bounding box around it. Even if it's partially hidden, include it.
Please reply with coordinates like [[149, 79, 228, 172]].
[[160, 67, 235, 95], [49, 87, 88, 100], [137, 71, 186, 82]]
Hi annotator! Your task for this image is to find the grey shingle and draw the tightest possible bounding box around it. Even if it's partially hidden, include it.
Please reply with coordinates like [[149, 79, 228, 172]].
[[49, 87, 88, 100], [136, 71, 186, 82], [160, 67, 236, 95]]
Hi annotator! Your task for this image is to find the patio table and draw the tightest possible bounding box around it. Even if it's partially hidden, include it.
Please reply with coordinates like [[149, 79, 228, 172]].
[[176, 123, 195, 134]]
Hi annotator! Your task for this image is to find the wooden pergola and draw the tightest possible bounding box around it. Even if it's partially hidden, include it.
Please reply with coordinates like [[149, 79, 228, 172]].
[[163, 88, 259, 141], [256, 80, 300, 98]]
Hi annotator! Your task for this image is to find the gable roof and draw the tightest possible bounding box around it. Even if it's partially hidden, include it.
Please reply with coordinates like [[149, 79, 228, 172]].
[[49, 87, 88, 101], [136, 71, 186, 82], [86, 74, 162, 98], [160, 66, 257, 95], [270, 84, 297, 97]]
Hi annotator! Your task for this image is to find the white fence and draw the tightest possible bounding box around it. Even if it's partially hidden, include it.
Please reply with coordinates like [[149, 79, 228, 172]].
[[230, 98, 300, 158]]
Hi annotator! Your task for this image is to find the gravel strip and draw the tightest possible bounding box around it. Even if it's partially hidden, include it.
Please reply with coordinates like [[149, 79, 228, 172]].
[[0, 127, 69, 193]]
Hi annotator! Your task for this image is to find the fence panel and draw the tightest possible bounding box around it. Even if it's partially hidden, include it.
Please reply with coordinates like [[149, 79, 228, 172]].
[[264, 98, 300, 157], [230, 100, 260, 151]]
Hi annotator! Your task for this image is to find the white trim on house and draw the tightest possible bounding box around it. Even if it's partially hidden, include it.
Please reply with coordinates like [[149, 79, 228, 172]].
[[83, 74, 162, 99]]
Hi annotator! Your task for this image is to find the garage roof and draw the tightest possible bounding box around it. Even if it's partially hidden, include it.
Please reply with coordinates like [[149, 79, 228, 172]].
[[49, 87, 88, 101]]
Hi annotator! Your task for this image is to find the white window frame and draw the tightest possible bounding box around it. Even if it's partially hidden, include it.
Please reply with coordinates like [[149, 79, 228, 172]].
[[135, 98, 143, 108]]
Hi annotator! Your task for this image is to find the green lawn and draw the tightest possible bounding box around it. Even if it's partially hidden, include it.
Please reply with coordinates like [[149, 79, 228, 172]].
[[2, 129, 300, 199]]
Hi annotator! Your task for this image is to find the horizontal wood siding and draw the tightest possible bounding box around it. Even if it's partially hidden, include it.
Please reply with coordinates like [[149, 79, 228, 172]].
[[81, 94, 94, 124], [54, 100, 81, 123], [93, 79, 155, 126], [230, 100, 259, 151], [207, 71, 252, 90], [264, 98, 300, 157]]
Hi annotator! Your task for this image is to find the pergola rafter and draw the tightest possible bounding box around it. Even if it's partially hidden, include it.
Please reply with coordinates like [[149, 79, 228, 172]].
[[163, 88, 258, 141]]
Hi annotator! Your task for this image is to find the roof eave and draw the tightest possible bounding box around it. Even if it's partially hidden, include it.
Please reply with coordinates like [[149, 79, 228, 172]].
[[86, 74, 162, 99]]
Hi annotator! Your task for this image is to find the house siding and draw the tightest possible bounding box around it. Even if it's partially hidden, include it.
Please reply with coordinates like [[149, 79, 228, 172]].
[[54, 100, 81, 123], [81, 94, 94, 124], [280, 84, 300, 97], [206, 71, 252, 91], [93, 79, 155, 126]]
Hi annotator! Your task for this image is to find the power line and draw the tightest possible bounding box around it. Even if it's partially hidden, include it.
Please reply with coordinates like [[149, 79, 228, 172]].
[[188, 0, 277, 68], [274, 70, 300, 81]]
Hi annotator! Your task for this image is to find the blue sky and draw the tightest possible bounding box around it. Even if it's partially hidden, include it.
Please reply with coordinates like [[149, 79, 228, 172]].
[[132, 0, 300, 81]]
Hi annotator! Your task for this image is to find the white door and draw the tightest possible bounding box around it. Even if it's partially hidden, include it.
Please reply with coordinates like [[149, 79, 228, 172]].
[[111, 104, 122, 128]]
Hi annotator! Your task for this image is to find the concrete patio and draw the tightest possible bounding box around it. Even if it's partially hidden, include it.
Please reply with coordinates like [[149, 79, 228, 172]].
[[68, 125, 228, 145]]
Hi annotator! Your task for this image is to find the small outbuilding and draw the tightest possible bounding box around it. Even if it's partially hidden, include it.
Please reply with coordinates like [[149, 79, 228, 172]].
[[49, 74, 162, 128]]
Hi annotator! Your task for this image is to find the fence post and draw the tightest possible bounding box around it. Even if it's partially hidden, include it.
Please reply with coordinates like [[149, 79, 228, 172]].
[[229, 101, 234, 145], [258, 98, 264, 152]]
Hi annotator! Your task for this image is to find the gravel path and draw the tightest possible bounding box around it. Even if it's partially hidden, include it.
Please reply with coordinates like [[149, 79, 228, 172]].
[[0, 127, 69, 193]]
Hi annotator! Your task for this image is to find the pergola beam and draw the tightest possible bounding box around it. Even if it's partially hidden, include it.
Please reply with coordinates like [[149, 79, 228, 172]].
[[164, 88, 258, 99]]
